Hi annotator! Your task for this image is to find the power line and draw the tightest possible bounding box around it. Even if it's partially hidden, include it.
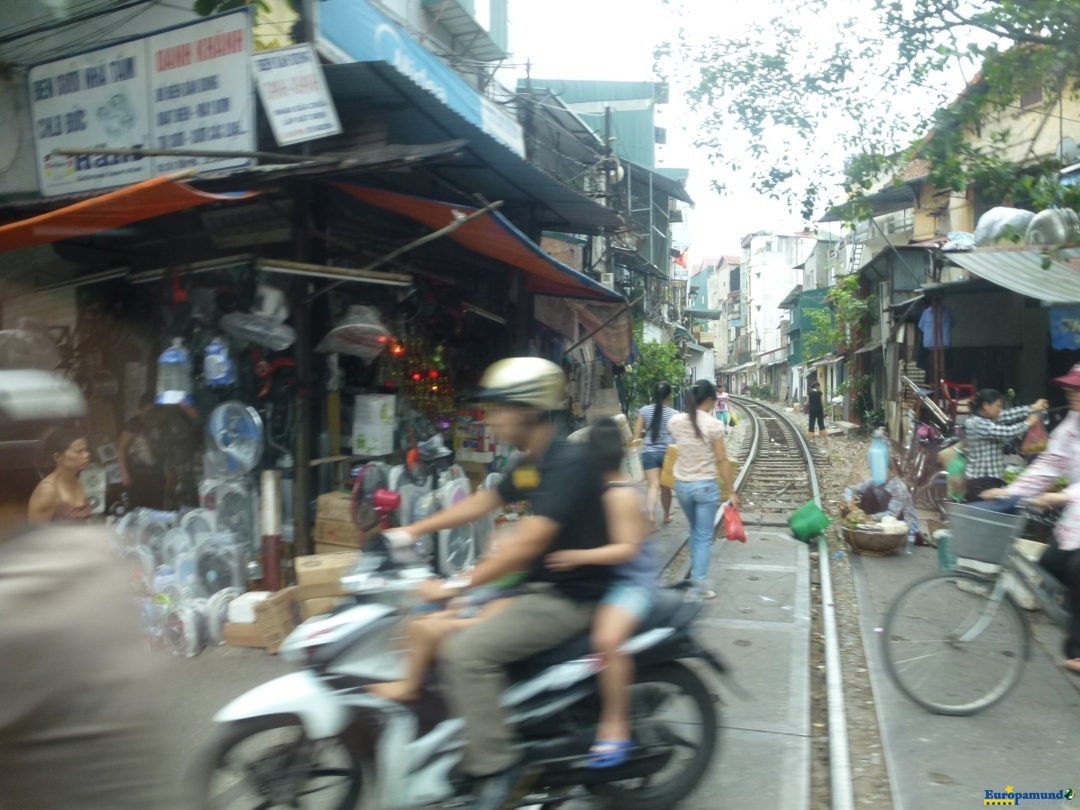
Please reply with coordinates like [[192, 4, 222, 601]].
[[0, 0, 153, 48]]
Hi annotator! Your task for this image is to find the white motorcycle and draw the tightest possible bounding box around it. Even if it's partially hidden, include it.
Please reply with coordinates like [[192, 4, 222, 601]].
[[198, 536, 730, 809]]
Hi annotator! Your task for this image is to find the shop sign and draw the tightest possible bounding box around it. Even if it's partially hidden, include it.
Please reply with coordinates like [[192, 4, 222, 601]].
[[316, 0, 525, 156], [29, 9, 253, 196], [671, 262, 689, 282], [252, 44, 342, 146], [1050, 306, 1080, 350]]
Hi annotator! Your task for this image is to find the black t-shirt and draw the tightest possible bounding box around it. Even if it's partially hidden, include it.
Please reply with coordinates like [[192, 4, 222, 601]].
[[497, 439, 612, 601], [808, 390, 824, 414]]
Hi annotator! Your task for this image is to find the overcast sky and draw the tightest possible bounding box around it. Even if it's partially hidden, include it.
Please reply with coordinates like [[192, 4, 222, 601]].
[[504, 0, 963, 263]]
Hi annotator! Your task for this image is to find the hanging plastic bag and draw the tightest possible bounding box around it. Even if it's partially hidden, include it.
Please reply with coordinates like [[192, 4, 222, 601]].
[[722, 502, 746, 542], [1020, 420, 1049, 455], [946, 449, 968, 501], [728, 412, 737, 427]]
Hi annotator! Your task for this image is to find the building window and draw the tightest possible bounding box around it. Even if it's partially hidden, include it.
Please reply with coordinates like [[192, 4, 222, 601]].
[[1020, 86, 1043, 108]]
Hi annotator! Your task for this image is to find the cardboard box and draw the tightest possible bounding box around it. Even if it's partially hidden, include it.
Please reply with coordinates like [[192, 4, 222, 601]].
[[316, 491, 354, 524], [252, 586, 300, 653], [295, 551, 362, 599], [352, 394, 396, 456], [301, 596, 346, 620], [314, 541, 361, 555], [315, 518, 362, 548], [224, 622, 264, 649]]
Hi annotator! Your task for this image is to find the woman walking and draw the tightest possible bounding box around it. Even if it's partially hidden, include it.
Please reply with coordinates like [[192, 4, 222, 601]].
[[715, 383, 731, 435], [668, 379, 738, 599], [964, 388, 1048, 502], [634, 382, 677, 525]]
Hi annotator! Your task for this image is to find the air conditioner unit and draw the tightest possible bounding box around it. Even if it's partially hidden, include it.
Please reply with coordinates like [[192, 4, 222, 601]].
[[600, 272, 615, 289]]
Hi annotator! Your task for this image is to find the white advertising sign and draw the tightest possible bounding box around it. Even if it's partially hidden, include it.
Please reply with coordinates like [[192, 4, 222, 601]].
[[148, 13, 254, 174], [30, 41, 154, 195], [29, 10, 254, 196], [252, 44, 342, 146]]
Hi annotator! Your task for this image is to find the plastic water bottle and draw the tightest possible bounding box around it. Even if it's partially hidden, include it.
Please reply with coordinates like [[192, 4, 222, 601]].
[[868, 428, 890, 485], [156, 338, 193, 406], [203, 336, 235, 387], [905, 530, 916, 555]]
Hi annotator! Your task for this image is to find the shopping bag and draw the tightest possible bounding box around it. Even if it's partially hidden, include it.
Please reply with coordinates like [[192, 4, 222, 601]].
[[788, 500, 831, 542], [728, 412, 737, 427], [624, 439, 645, 482], [722, 502, 746, 542], [946, 449, 968, 501], [660, 445, 677, 489], [1020, 420, 1048, 455]]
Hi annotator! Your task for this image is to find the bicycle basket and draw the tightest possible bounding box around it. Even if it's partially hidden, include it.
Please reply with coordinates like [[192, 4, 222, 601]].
[[943, 502, 1027, 564]]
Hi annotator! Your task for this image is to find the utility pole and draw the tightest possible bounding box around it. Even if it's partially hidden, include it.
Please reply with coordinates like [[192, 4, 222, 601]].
[[603, 105, 615, 282]]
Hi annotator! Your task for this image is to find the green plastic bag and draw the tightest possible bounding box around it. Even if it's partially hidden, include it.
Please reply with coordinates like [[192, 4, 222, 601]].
[[789, 500, 831, 542], [946, 449, 967, 502]]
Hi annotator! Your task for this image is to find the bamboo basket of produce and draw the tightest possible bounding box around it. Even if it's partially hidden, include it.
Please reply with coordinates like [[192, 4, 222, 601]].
[[840, 508, 909, 556]]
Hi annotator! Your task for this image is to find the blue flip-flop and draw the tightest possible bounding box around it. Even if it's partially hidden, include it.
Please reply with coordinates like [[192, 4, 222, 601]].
[[585, 738, 634, 769]]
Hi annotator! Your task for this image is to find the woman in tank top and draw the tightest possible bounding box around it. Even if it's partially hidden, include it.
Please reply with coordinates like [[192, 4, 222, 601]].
[[28, 428, 93, 523]]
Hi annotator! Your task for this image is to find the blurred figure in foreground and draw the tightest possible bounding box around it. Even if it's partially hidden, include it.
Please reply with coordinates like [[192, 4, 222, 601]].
[[0, 367, 184, 809]]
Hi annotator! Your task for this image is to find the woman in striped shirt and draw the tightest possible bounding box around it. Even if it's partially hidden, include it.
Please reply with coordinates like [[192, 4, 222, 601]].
[[634, 382, 676, 525], [963, 388, 1047, 502]]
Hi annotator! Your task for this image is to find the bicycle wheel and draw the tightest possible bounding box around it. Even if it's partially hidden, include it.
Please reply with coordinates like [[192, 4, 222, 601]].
[[882, 571, 1029, 715]]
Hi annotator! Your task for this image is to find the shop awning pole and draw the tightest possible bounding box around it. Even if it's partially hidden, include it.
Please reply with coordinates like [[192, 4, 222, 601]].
[[564, 294, 642, 356], [306, 199, 504, 302], [53, 146, 336, 166]]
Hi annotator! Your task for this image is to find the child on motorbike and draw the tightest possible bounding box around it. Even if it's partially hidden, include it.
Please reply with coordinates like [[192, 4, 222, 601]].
[[368, 531, 528, 703], [545, 418, 656, 768]]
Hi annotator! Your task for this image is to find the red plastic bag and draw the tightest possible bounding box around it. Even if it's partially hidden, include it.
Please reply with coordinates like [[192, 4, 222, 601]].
[[723, 503, 747, 543]]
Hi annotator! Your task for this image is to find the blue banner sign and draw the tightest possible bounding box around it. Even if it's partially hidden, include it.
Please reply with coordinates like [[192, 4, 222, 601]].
[[316, 0, 524, 156], [1050, 306, 1080, 350]]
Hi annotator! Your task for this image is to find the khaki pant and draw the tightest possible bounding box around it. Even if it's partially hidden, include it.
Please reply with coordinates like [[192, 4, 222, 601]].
[[439, 583, 596, 776]]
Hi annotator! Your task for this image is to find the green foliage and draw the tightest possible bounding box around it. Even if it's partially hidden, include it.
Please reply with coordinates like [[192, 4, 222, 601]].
[[626, 323, 686, 413], [803, 275, 876, 402], [194, 0, 272, 15], [748, 383, 771, 400], [659, 0, 1080, 221]]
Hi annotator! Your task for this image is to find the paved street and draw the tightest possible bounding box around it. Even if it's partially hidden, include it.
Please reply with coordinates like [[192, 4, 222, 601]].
[[851, 545, 1080, 809]]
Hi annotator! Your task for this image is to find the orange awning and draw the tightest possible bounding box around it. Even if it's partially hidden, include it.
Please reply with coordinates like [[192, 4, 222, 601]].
[[0, 173, 259, 252], [329, 180, 624, 303]]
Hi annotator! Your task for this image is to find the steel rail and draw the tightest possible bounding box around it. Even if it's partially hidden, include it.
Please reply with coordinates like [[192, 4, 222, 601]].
[[729, 396, 854, 810]]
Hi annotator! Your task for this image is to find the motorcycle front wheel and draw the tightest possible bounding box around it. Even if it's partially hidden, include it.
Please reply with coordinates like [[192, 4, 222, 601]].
[[200, 716, 364, 810], [588, 662, 718, 810]]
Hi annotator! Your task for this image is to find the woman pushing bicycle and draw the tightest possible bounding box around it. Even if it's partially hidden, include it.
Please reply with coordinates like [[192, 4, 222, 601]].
[[981, 363, 1080, 675]]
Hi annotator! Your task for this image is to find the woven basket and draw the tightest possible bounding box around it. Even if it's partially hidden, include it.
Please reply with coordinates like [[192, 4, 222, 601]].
[[841, 526, 907, 556]]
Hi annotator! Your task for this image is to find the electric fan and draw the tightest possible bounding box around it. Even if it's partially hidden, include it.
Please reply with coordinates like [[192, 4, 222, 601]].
[[437, 476, 475, 576], [205, 588, 243, 645], [164, 601, 208, 658], [196, 536, 244, 596], [219, 284, 295, 351], [351, 461, 390, 532], [163, 528, 195, 564], [207, 402, 264, 478], [409, 490, 441, 562], [316, 305, 392, 362], [180, 508, 217, 542], [213, 482, 258, 556]]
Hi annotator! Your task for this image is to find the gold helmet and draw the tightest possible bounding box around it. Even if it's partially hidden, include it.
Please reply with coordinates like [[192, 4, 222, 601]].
[[475, 357, 567, 411]]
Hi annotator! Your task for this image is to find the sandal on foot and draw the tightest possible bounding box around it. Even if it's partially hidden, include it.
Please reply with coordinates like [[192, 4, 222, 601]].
[[663, 514, 673, 524], [586, 739, 634, 769]]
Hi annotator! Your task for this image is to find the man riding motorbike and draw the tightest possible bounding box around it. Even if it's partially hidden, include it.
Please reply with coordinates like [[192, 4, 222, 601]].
[[391, 357, 614, 808]]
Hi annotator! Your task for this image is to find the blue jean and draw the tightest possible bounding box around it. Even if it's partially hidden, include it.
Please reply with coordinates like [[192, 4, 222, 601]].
[[675, 479, 721, 585]]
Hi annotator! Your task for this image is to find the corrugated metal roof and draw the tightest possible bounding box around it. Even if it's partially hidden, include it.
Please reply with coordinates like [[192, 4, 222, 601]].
[[943, 249, 1080, 304]]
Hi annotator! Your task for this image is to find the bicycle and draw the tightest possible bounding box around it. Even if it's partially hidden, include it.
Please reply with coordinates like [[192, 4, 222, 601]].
[[896, 420, 957, 517], [881, 500, 1073, 715]]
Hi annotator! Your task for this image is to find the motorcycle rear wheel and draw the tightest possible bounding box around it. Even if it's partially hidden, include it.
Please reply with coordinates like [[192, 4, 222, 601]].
[[200, 716, 363, 810], [588, 662, 718, 809]]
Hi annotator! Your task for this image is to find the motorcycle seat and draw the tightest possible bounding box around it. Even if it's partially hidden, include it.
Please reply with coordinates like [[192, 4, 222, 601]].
[[509, 587, 693, 677]]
